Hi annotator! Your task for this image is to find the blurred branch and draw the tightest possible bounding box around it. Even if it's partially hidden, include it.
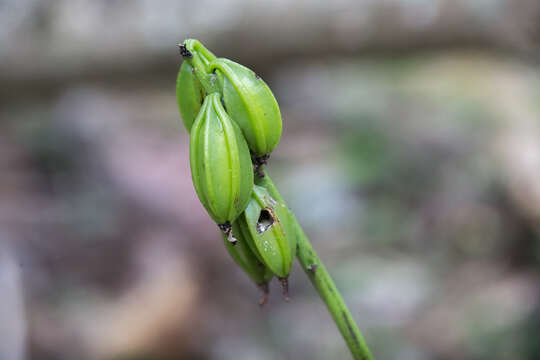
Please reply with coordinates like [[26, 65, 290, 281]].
[[2, 0, 540, 102]]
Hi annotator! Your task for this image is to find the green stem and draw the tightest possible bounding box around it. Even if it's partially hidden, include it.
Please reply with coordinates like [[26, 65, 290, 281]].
[[256, 170, 374, 360], [183, 39, 220, 94], [185, 38, 217, 63]]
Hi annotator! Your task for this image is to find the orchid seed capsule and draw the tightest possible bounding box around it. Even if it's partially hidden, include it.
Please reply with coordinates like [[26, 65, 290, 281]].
[[238, 185, 297, 279], [190, 93, 254, 233], [209, 58, 282, 157]]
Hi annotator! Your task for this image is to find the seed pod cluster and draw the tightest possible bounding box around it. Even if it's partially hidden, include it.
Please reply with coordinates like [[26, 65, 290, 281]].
[[177, 39, 294, 302]]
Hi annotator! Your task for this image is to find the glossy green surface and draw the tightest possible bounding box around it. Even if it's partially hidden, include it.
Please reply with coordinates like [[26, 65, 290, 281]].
[[223, 221, 273, 285], [189, 93, 253, 224], [240, 185, 295, 278], [176, 61, 204, 132], [210, 58, 282, 156]]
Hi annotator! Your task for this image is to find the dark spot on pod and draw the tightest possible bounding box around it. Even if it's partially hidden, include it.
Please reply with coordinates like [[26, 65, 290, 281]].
[[178, 43, 192, 58], [253, 154, 270, 166], [256, 208, 275, 234], [255, 74, 261, 80], [219, 222, 237, 245], [252, 154, 270, 178], [307, 263, 317, 274], [254, 165, 265, 178], [218, 222, 230, 232]]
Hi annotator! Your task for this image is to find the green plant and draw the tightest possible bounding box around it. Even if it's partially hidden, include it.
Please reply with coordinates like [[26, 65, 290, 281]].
[[176, 39, 374, 360]]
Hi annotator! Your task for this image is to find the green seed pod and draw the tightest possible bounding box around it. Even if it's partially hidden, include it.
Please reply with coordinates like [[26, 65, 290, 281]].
[[176, 39, 218, 131], [238, 185, 297, 279], [190, 93, 254, 235], [176, 60, 204, 132], [223, 221, 273, 305], [209, 58, 282, 157]]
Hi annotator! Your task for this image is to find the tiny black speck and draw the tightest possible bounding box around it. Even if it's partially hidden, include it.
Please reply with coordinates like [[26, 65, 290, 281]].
[[178, 44, 193, 58]]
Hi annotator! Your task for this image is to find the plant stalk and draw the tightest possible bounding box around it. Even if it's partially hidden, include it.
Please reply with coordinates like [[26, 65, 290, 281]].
[[255, 170, 374, 360]]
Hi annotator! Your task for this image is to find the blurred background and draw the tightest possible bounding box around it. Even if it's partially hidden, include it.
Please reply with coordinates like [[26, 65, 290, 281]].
[[2, 1, 540, 359]]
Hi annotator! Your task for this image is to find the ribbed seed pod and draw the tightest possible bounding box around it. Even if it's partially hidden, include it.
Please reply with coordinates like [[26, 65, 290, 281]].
[[190, 93, 254, 239], [223, 221, 274, 305], [209, 58, 282, 157], [238, 185, 297, 279], [176, 60, 204, 132], [254, 174, 297, 260]]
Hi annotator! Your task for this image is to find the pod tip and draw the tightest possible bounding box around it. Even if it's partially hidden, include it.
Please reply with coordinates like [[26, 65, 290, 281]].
[[279, 277, 290, 302], [219, 222, 237, 245], [177, 43, 192, 58], [257, 283, 270, 306]]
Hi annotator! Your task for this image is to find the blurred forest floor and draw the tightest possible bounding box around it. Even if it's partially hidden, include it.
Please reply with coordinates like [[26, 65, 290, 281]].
[[2, 1, 540, 360]]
